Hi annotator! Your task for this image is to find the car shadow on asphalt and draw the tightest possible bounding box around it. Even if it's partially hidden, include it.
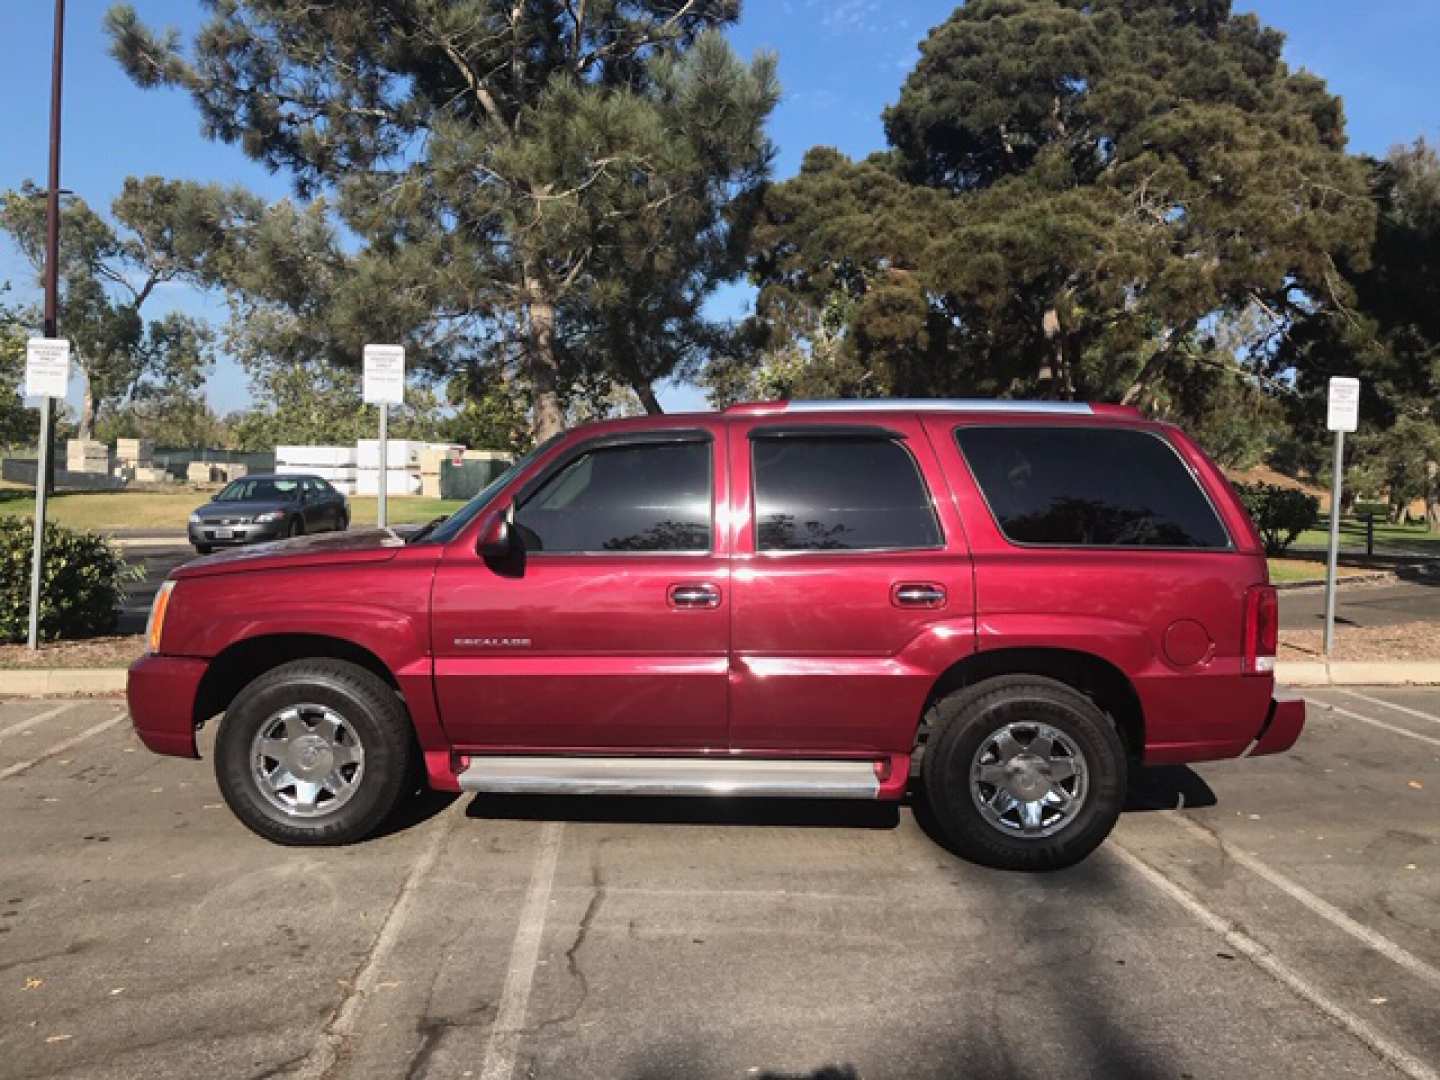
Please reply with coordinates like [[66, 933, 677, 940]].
[[461, 793, 902, 830], [374, 787, 462, 838], [452, 766, 1213, 836]]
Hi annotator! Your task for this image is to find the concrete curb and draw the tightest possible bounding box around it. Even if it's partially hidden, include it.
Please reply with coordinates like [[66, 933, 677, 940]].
[[0, 668, 128, 696], [1276, 660, 1440, 686], [1273, 571, 1394, 592]]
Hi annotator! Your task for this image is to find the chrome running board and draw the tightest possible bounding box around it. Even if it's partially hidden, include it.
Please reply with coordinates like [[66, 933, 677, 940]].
[[456, 756, 880, 799]]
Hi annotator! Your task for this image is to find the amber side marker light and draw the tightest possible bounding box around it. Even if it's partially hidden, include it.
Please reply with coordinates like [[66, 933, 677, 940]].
[[146, 581, 175, 654]]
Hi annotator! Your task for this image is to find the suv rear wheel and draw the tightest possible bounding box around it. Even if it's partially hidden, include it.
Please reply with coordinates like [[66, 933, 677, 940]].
[[214, 659, 416, 845], [919, 675, 1127, 871]]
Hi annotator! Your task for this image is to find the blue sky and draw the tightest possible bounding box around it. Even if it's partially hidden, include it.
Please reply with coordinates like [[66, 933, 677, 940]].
[[2, 0, 1437, 417]]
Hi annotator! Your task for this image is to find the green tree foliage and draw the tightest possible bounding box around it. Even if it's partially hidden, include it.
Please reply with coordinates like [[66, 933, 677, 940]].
[[0, 290, 41, 448], [1278, 140, 1440, 524], [1234, 482, 1319, 555], [0, 179, 218, 438], [94, 398, 235, 450], [740, 0, 1373, 412], [0, 518, 141, 642], [229, 359, 445, 451], [107, 1, 779, 439]]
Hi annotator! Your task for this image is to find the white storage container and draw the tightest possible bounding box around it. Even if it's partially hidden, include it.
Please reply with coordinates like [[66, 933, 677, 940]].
[[276, 445, 357, 467], [355, 468, 421, 495], [357, 439, 422, 469]]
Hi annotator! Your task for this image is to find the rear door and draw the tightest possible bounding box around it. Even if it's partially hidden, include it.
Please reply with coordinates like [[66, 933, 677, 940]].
[[726, 416, 974, 754], [431, 427, 731, 751]]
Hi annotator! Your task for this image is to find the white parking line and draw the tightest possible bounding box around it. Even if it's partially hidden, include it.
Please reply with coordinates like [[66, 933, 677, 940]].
[[1339, 688, 1440, 728], [0, 701, 81, 742], [1111, 844, 1440, 1080], [479, 820, 565, 1080], [1162, 812, 1440, 994], [1305, 697, 1440, 750], [0, 710, 129, 781], [294, 811, 454, 1080]]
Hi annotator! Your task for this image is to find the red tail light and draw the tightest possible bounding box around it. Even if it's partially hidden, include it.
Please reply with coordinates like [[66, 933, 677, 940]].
[[1243, 585, 1278, 675]]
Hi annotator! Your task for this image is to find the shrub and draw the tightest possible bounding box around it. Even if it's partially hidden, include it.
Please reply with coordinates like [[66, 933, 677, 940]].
[[0, 517, 141, 643], [1234, 482, 1320, 555]]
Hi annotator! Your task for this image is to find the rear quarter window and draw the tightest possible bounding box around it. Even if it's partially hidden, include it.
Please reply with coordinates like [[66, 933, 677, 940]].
[[954, 426, 1229, 549]]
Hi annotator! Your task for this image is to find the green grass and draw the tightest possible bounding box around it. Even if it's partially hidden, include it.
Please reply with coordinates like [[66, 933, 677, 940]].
[[1293, 517, 1440, 555], [1267, 557, 1380, 584], [0, 488, 465, 531]]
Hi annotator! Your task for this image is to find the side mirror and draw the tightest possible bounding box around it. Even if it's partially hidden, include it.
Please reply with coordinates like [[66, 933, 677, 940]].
[[478, 505, 515, 558]]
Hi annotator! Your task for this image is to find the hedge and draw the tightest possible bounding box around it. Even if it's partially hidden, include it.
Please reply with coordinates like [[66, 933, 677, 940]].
[[0, 517, 141, 643]]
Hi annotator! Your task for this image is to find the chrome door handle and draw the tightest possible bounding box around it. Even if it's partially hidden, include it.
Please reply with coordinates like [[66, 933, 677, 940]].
[[668, 582, 721, 609], [893, 582, 947, 609]]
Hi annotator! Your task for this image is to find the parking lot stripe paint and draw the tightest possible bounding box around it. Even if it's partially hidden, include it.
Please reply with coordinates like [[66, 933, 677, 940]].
[[0, 701, 80, 742], [0, 710, 129, 781], [293, 811, 454, 1080], [479, 820, 565, 1080], [1111, 844, 1440, 1080], [1164, 812, 1440, 994], [1306, 697, 1440, 751], [1339, 688, 1440, 728]]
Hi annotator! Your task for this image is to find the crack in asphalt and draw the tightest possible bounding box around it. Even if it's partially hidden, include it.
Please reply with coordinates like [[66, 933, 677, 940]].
[[532, 855, 606, 1035]]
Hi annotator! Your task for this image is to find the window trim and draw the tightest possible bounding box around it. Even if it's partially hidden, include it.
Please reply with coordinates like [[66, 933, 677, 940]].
[[514, 430, 717, 558], [952, 423, 1235, 552], [749, 430, 946, 556]]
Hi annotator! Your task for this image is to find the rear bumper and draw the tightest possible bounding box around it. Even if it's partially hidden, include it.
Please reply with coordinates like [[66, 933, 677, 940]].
[[1249, 692, 1306, 757], [127, 654, 209, 759]]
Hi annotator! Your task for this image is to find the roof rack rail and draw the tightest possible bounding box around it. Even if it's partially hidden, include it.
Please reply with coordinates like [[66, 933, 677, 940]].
[[724, 399, 1108, 416]]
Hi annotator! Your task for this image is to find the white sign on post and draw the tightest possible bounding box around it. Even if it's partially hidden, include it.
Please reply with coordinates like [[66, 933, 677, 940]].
[[24, 337, 70, 399], [362, 344, 406, 405], [1327, 376, 1360, 433]]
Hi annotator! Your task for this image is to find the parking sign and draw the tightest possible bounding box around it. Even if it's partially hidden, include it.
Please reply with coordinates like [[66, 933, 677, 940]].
[[363, 344, 406, 405], [24, 338, 70, 399], [1326, 376, 1359, 433]]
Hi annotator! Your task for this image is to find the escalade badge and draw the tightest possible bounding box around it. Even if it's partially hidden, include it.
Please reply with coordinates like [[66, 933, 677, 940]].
[[454, 636, 532, 648]]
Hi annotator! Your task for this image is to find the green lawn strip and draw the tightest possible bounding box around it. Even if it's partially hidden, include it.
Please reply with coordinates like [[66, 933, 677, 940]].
[[0, 488, 466, 531], [1268, 557, 1385, 584], [1293, 519, 1440, 554]]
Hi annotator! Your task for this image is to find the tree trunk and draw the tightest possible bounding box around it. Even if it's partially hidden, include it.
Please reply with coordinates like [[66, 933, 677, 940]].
[[78, 372, 97, 441], [523, 275, 565, 442], [634, 382, 663, 415]]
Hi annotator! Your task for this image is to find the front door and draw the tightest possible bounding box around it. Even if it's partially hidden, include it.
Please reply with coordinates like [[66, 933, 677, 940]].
[[726, 417, 974, 755], [432, 429, 730, 751]]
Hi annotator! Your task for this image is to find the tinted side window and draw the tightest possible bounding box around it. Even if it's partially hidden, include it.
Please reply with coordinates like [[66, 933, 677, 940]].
[[955, 427, 1229, 548], [514, 441, 711, 553], [753, 437, 942, 551]]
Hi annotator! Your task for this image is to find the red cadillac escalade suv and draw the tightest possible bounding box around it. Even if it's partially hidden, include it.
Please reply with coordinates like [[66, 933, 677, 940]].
[[128, 399, 1303, 870]]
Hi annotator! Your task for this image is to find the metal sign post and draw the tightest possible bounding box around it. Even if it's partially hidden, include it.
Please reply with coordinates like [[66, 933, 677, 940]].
[[1323, 376, 1360, 657], [24, 337, 71, 649], [362, 344, 405, 529]]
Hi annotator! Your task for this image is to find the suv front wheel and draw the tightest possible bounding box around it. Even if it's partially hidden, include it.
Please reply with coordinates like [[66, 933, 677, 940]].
[[919, 675, 1127, 871], [214, 659, 416, 845]]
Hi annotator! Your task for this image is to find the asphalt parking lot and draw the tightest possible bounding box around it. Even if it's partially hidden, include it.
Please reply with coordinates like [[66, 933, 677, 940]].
[[1, 688, 1436, 1080]]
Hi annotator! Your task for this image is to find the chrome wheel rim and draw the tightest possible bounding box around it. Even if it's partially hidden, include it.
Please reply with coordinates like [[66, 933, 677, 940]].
[[250, 704, 365, 819], [970, 721, 1088, 838]]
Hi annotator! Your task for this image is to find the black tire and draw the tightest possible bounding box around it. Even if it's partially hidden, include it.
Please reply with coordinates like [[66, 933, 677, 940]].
[[919, 675, 1127, 871], [194, 544, 213, 555], [213, 659, 417, 845]]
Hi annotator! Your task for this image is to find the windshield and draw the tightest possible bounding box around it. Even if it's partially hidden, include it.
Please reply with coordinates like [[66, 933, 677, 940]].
[[420, 435, 564, 545], [215, 478, 300, 502]]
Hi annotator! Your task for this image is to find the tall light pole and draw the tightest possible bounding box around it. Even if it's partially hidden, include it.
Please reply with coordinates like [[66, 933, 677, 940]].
[[27, 0, 66, 649]]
